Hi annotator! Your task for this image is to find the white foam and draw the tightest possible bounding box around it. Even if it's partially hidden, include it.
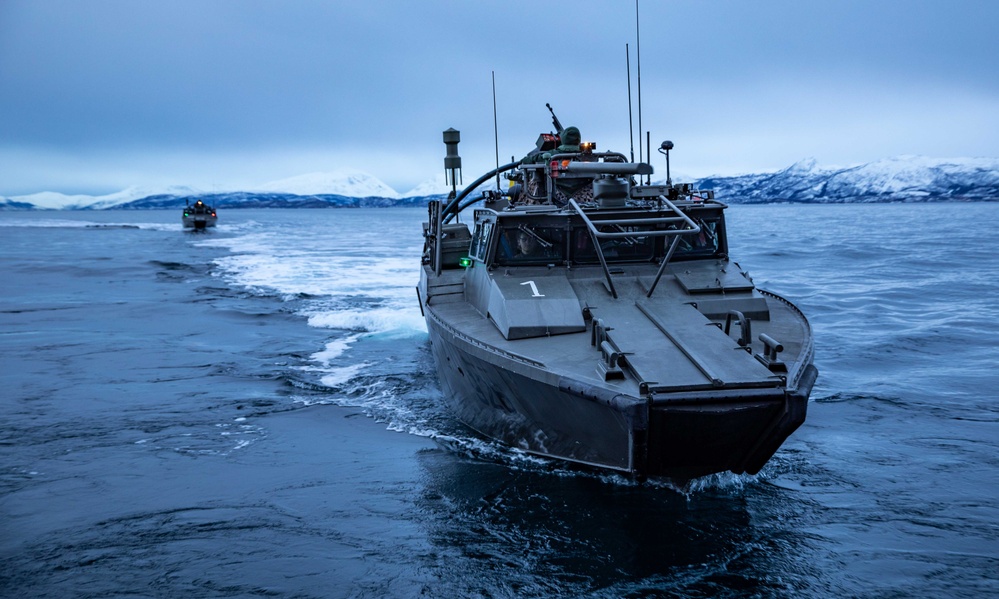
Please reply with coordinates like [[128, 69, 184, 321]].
[[307, 307, 426, 335], [206, 227, 427, 336], [310, 334, 362, 365], [319, 363, 370, 388], [201, 209, 433, 406], [0, 218, 179, 231]]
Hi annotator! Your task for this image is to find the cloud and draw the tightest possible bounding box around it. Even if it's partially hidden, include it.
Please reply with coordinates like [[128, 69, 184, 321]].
[[1, 0, 997, 195]]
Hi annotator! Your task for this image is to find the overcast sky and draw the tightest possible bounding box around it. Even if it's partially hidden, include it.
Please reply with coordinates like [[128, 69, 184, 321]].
[[2, 0, 997, 196]]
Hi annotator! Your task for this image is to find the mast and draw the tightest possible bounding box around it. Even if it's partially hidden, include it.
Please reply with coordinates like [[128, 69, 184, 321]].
[[626, 43, 634, 163], [492, 71, 500, 190], [636, 0, 643, 164]]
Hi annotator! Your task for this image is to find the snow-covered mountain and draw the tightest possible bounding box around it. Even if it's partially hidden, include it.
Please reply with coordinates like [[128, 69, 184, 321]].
[[257, 169, 400, 199], [5, 185, 203, 210], [698, 156, 999, 203], [2, 156, 996, 210], [402, 173, 455, 198]]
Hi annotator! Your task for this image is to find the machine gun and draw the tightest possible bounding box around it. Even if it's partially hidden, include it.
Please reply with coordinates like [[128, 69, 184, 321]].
[[546, 103, 564, 133], [528, 103, 565, 155]]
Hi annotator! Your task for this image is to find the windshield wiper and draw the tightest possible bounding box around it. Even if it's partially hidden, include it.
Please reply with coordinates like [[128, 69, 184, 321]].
[[517, 224, 554, 248]]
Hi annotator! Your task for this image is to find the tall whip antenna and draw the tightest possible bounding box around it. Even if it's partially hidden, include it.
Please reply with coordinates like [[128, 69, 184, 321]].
[[492, 71, 500, 190], [626, 43, 634, 163], [635, 0, 643, 164]]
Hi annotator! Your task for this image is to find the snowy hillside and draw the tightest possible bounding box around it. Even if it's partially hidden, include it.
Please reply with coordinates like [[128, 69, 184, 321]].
[[5, 185, 203, 210], [698, 156, 999, 203], [403, 174, 456, 198], [258, 169, 400, 199]]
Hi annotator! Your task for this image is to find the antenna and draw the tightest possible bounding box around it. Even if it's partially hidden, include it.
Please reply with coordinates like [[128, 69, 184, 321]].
[[626, 43, 634, 163], [659, 140, 674, 186], [492, 71, 500, 190], [646, 131, 652, 184], [635, 0, 643, 164]]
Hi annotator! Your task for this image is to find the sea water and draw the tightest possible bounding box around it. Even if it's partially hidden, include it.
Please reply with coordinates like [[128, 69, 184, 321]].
[[0, 204, 996, 598]]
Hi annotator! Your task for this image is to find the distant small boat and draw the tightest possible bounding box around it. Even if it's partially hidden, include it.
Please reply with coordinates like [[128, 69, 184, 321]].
[[182, 200, 217, 230]]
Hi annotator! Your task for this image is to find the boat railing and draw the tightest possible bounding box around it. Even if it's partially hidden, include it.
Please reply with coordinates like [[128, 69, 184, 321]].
[[568, 197, 701, 299]]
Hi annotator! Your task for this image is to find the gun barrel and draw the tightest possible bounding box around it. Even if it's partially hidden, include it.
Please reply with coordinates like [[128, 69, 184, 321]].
[[546, 102, 564, 132]]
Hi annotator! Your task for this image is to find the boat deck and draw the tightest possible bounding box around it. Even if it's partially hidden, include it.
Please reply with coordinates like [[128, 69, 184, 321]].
[[427, 263, 811, 400]]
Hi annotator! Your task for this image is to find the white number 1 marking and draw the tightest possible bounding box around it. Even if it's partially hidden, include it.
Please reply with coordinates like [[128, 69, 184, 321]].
[[520, 280, 545, 297]]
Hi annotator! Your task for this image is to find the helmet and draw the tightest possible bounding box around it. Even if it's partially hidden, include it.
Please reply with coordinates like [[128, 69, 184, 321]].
[[557, 126, 581, 152]]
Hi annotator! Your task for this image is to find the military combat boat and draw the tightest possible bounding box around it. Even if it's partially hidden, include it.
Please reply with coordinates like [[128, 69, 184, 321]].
[[418, 111, 817, 481], [182, 199, 217, 230]]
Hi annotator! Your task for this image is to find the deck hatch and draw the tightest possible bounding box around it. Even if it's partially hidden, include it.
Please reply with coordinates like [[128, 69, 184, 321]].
[[673, 262, 755, 294]]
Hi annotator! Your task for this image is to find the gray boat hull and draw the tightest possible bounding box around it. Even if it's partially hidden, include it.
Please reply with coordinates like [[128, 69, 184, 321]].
[[426, 305, 816, 480]]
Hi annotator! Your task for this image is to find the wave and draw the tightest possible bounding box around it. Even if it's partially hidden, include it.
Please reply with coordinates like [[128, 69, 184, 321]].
[[0, 218, 179, 231], [203, 218, 427, 337]]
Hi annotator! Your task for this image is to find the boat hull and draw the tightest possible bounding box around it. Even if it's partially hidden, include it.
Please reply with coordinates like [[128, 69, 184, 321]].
[[426, 311, 639, 471], [426, 307, 816, 480], [182, 215, 217, 229]]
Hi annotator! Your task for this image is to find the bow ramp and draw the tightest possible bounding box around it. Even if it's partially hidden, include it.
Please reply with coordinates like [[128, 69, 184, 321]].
[[580, 281, 783, 395]]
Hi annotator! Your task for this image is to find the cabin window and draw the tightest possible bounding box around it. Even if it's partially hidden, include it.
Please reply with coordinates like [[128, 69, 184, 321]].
[[469, 221, 493, 262], [572, 225, 656, 264], [495, 226, 565, 265]]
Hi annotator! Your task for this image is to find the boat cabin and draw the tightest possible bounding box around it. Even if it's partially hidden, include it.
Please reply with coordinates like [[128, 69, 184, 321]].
[[427, 133, 728, 279], [466, 201, 728, 270]]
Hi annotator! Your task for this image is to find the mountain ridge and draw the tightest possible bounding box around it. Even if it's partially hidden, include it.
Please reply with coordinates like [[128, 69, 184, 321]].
[[2, 155, 997, 210], [699, 155, 999, 203]]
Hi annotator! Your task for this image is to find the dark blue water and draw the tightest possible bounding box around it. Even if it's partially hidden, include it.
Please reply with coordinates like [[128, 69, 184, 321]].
[[1, 205, 996, 598]]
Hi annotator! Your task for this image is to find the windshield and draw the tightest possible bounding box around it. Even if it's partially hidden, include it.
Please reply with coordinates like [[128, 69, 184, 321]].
[[572, 225, 656, 264], [495, 226, 566, 265], [469, 221, 493, 262], [491, 215, 723, 267]]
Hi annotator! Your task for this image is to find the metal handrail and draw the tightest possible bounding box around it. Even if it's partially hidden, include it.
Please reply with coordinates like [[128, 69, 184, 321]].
[[568, 197, 700, 298], [645, 195, 703, 298]]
